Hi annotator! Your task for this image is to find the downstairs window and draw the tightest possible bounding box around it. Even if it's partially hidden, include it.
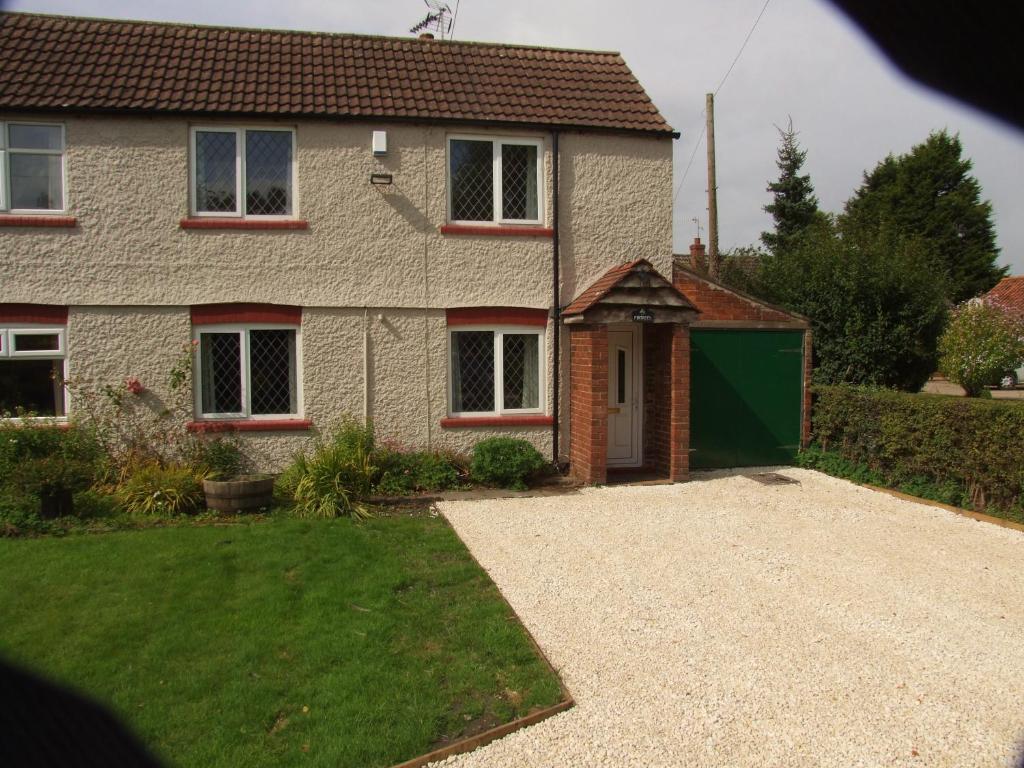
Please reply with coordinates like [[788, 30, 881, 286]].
[[0, 327, 67, 417], [449, 327, 544, 416], [195, 326, 300, 418]]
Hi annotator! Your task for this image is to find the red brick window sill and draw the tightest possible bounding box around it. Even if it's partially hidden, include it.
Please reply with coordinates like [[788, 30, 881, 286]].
[[187, 419, 314, 433], [180, 219, 309, 230], [440, 415, 553, 428], [439, 224, 553, 238], [0, 215, 77, 228]]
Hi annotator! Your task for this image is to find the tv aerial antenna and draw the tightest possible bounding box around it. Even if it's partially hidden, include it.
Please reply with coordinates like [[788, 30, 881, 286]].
[[410, 0, 458, 39]]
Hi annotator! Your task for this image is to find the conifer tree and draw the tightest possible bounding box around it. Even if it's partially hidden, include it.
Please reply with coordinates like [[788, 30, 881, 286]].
[[760, 118, 820, 254]]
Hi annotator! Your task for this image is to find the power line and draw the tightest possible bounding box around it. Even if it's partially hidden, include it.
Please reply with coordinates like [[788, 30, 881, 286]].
[[449, 0, 461, 39], [715, 0, 771, 95], [673, 120, 705, 202], [672, 0, 772, 203]]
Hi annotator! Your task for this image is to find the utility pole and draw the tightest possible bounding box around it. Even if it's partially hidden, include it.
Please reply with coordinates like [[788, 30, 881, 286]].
[[705, 92, 720, 278]]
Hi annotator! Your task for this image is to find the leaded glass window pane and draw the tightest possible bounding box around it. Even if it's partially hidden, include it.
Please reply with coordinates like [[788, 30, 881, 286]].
[[503, 333, 540, 409], [8, 124, 62, 150], [250, 329, 297, 414], [450, 139, 493, 221], [9, 154, 62, 210], [195, 131, 237, 213], [245, 130, 292, 216], [452, 331, 495, 412], [501, 144, 538, 221], [200, 332, 242, 414]]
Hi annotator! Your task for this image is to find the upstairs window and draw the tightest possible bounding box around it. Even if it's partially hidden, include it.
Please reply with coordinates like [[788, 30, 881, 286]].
[[0, 326, 67, 417], [190, 128, 295, 217], [0, 123, 65, 212], [195, 325, 300, 419], [448, 327, 544, 416], [448, 136, 543, 224]]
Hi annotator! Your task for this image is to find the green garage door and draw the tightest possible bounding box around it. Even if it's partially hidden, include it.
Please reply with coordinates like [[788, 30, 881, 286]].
[[690, 330, 804, 469]]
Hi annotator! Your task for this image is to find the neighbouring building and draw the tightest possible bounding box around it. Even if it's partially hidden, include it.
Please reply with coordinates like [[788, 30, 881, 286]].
[[0, 12, 810, 482], [983, 275, 1024, 384]]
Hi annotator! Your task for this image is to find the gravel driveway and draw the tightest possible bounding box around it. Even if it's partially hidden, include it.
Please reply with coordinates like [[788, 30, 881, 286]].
[[436, 469, 1024, 767]]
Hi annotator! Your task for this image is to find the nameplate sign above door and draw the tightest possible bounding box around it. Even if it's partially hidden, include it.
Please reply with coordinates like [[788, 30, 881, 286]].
[[631, 307, 655, 323]]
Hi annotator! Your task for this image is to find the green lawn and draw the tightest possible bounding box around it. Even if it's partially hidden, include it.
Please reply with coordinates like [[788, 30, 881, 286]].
[[0, 514, 563, 767]]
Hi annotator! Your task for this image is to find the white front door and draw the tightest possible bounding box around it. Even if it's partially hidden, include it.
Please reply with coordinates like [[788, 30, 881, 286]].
[[607, 325, 642, 467]]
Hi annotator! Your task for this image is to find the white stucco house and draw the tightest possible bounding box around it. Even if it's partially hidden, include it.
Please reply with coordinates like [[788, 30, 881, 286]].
[[0, 12, 810, 482]]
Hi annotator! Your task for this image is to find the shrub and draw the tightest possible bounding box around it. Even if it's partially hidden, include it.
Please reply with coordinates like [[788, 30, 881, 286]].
[[72, 488, 122, 519], [470, 438, 547, 490], [278, 419, 376, 520], [117, 464, 204, 517], [938, 301, 1024, 397], [809, 385, 1024, 514], [375, 449, 460, 495], [0, 423, 104, 519], [7, 456, 96, 518]]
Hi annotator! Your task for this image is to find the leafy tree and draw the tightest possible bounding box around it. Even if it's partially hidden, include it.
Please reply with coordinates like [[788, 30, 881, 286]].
[[938, 301, 1024, 396], [760, 119, 820, 254], [757, 216, 948, 390], [842, 131, 1005, 303]]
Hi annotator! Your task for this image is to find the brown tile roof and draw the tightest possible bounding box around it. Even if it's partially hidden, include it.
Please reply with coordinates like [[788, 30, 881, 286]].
[[563, 259, 695, 316], [563, 259, 647, 316], [984, 276, 1024, 319], [0, 12, 675, 135]]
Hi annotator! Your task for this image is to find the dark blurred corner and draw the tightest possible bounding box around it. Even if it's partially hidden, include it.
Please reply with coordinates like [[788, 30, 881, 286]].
[[828, 0, 1024, 131], [0, 659, 163, 768]]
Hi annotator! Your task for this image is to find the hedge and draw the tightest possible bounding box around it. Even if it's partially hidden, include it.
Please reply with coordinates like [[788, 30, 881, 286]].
[[808, 385, 1024, 515]]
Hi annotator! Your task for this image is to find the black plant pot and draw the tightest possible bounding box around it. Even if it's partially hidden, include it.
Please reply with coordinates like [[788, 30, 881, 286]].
[[39, 490, 74, 520]]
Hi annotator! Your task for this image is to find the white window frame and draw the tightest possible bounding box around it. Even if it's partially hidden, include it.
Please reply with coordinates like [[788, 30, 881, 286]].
[[192, 323, 303, 420], [446, 135, 545, 226], [189, 126, 298, 219], [0, 324, 69, 421], [0, 122, 67, 214], [447, 325, 546, 417]]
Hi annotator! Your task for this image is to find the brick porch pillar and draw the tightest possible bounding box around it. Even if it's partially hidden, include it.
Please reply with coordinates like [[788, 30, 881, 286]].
[[569, 324, 608, 485], [668, 323, 690, 482]]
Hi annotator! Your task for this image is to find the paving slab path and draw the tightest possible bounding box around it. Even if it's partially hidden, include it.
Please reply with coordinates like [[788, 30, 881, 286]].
[[435, 469, 1024, 768]]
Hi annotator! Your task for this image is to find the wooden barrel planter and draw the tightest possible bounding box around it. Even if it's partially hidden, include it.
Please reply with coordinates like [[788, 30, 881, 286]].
[[203, 475, 274, 512]]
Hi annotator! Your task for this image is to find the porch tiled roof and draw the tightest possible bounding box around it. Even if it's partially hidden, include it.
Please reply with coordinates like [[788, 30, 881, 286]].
[[984, 276, 1024, 318], [562, 259, 648, 316], [562, 258, 695, 317], [0, 12, 675, 135]]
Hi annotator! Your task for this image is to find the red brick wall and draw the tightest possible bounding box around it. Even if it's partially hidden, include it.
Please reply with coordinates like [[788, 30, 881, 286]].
[[643, 325, 672, 476], [673, 267, 795, 323], [669, 324, 690, 482], [569, 324, 608, 485]]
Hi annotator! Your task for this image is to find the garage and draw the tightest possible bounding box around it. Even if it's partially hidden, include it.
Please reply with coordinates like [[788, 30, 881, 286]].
[[689, 329, 806, 469], [672, 243, 811, 471]]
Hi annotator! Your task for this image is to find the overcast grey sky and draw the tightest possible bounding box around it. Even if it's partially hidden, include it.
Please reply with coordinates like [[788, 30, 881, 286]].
[[6, 0, 1023, 275]]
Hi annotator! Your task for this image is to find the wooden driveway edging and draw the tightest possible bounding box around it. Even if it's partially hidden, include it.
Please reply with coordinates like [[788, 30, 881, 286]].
[[863, 484, 1024, 535], [387, 696, 575, 768]]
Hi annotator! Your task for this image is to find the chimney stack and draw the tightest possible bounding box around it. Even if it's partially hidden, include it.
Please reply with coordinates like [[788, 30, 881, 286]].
[[689, 236, 707, 273]]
